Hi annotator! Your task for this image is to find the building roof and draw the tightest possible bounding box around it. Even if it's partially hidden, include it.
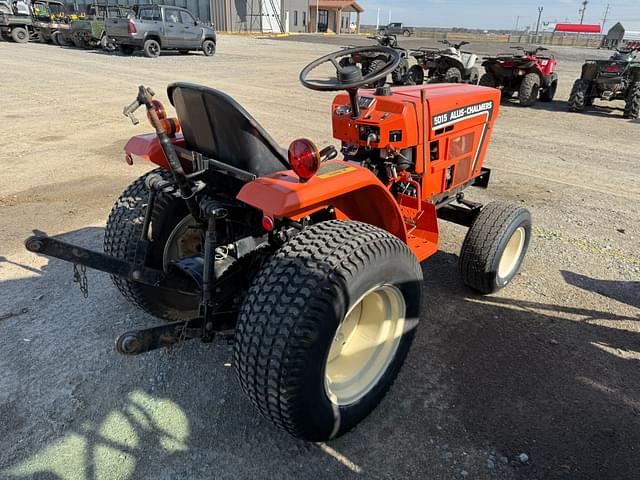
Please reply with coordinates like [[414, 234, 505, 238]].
[[555, 23, 601, 33], [315, 1, 364, 13]]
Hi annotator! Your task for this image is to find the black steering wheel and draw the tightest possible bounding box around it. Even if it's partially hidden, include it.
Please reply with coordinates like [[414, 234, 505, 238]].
[[299, 46, 401, 92]]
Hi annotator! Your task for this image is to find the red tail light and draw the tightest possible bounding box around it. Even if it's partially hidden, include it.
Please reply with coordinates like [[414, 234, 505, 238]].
[[262, 215, 275, 232], [127, 20, 137, 33], [606, 65, 621, 72], [288, 138, 320, 182]]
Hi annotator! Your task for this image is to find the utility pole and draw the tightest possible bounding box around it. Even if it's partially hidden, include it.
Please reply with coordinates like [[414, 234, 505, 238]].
[[388, 10, 391, 24], [376, 7, 379, 30], [535, 6, 543, 36], [579, 0, 588, 24], [514, 15, 520, 32], [601, 3, 611, 31]]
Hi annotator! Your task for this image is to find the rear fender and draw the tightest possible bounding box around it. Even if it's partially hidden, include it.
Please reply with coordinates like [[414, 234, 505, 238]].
[[236, 161, 408, 243], [124, 133, 185, 169]]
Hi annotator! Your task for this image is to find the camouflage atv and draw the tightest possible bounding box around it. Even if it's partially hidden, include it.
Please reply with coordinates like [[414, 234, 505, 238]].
[[71, 3, 131, 50]]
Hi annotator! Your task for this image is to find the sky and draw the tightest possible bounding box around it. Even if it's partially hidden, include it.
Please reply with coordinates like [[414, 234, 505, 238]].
[[359, 1, 640, 31]]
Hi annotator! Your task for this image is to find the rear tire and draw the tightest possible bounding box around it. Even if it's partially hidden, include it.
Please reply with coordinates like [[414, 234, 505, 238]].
[[407, 65, 424, 85], [568, 79, 588, 112], [459, 201, 531, 294], [104, 169, 198, 321], [623, 82, 640, 119], [202, 39, 215, 56], [540, 80, 557, 102], [363, 58, 387, 87], [234, 221, 422, 441], [143, 38, 160, 58], [443, 66, 462, 83], [479, 73, 497, 88], [11, 27, 29, 43], [518, 73, 540, 106]]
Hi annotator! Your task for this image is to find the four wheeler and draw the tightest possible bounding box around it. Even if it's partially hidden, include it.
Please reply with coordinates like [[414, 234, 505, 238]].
[[0, 0, 33, 43], [340, 34, 411, 87], [408, 40, 479, 85], [568, 48, 640, 119], [25, 45, 532, 442], [480, 46, 558, 106]]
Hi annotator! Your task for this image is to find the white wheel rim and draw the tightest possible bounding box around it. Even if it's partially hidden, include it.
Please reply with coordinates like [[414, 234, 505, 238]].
[[324, 284, 406, 406], [498, 226, 525, 280]]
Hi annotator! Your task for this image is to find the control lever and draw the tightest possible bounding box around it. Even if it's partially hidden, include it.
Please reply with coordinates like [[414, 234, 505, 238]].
[[122, 86, 156, 125], [319, 145, 338, 162]]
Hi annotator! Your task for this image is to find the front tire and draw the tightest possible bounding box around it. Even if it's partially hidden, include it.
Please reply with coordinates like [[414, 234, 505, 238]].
[[568, 79, 588, 112], [11, 27, 29, 43], [518, 73, 540, 106], [202, 39, 215, 56], [623, 82, 640, 119], [407, 65, 424, 85], [443, 66, 462, 83], [104, 169, 198, 321], [234, 221, 422, 441], [363, 58, 387, 87], [479, 72, 497, 88], [459, 202, 531, 294]]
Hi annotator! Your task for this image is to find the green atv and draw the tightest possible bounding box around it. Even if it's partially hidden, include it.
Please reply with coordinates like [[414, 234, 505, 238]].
[[70, 3, 131, 50]]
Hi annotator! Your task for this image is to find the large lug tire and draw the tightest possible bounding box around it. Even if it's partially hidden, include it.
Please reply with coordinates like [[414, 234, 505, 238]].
[[459, 201, 532, 294], [363, 58, 387, 87], [467, 66, 480, 85], [568, 79, 588, 112], [11, 27, 29, 43], [143, 38, 161, 58], [119, 44, 134, 55], [202, 39, 215, 56], [104, 169, 199, 321], [406, 65, 424, 85], [540, 79, 558, 102], [403, 29, 411, 37], [443, 66, 462, 83], [623, 82, 640, 119], [479, 72, 497, 88], [518, 73, 540, 106], [234, 221, 423, 441]]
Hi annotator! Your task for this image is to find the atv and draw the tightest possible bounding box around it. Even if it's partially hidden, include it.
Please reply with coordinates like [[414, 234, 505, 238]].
[[408, 40, 480, 85], [568, 48, 640, 119], [26, 46, 531, 442], [480, 46, 558, 106], [340, 34, 411, 87]]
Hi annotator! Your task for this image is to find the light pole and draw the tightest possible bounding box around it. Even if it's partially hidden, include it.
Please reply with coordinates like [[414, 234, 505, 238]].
[[535, 6, 543, 36], [315, 0, 319, 33]]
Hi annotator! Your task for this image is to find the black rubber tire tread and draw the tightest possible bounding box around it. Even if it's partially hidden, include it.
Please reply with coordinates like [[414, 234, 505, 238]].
[[540, 80, 557, 102], [459, 201, 531, 294], [143, 39, 160, 58], [363, 58, 386, 87], [202, 39, 215, 56], [103, 168, 197, 321], [568, 79, 588, 112], [233, 220, 422, 441], [444, 66, 462, 83], [479, 73, 497, 88], [11, 27, 29, 43], [406, 65, 424, 85], [518, 73, 540, 106], [623, 82, 640, 119]]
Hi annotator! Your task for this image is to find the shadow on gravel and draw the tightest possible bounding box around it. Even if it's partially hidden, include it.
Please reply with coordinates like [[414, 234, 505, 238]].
[[3, 236, 639, 480], [561, 270, 640, 310], [501, 98, 632, 120]]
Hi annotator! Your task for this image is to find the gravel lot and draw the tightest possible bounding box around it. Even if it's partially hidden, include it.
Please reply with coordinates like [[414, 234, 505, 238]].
[[1, 34, 639, 480]]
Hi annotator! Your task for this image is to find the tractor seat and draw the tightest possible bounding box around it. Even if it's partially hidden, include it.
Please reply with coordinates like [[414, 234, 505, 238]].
[[167, 82, 289, 177]]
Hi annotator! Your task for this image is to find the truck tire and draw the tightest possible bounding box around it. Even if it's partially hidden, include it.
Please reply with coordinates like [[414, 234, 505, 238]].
[[540, 79, 558, 102], [459, 201, 531, 294], [143, 38, 160, 58], [479, 73, 497, 88], [104, 169, 199, 321], [119, 44, 134, 55], [518, 73, 540, 106], [623, 82, 640, 119], [406, 65, 424, 85], [202, 39, 215, 56], [11, 27, 29, 43], [568, 79, 588, 112], [443, 66, 462, 83], [234, 220, 422, 441]]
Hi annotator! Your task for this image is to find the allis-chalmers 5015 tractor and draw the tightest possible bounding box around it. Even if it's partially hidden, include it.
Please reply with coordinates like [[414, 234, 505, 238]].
[[26, 46, 531, 441]]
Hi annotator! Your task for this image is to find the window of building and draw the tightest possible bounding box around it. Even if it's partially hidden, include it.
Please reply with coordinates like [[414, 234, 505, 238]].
[[294, 10, 298, 26], [302, 11, 306, 27]]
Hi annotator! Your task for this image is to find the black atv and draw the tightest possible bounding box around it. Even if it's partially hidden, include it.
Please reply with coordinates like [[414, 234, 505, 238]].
[[568, 48, 640, 119], [340, 34, 410, 87]]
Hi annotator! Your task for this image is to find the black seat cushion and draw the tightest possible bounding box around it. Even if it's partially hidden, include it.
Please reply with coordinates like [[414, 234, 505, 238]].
[[167, 82, 289, 177]]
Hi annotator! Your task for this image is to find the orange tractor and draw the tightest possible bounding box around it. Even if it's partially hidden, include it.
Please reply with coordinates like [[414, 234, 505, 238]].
[[26, 46, 531, 441]]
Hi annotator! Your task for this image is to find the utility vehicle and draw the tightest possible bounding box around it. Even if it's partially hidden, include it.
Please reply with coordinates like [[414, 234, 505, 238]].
[[26, 46, 531, 442], [31, 0, 72, 45], [408, 40, 479, 85], [480, 46, 558, 106], [341, 34, 410, 86], [568, 48, 640, 118], [0, 0, 33, 42]]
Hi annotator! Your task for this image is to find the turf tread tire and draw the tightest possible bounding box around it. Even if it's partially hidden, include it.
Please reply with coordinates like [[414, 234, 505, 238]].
[[233, 220, 422, 441], [459, 201, 531, 294]]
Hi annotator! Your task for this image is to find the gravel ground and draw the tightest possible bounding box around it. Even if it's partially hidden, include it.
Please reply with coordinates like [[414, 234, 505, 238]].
[[0, 34, 639, 480]]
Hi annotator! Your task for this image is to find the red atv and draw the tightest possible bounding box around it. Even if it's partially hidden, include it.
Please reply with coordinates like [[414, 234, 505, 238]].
[[479, 46, 558, 106], [25, 46, 531, 442]]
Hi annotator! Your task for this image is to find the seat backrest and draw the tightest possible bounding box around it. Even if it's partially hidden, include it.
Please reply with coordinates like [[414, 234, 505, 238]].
[[167, 82, 289, 177]]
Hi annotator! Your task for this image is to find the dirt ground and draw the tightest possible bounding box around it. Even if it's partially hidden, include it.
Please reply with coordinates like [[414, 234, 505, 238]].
[[0, 34, 639, 480]]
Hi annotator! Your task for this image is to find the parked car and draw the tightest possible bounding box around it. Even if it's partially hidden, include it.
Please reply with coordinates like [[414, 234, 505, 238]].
[[105, 4, 216, 58], [378, 22, 414, 37]]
